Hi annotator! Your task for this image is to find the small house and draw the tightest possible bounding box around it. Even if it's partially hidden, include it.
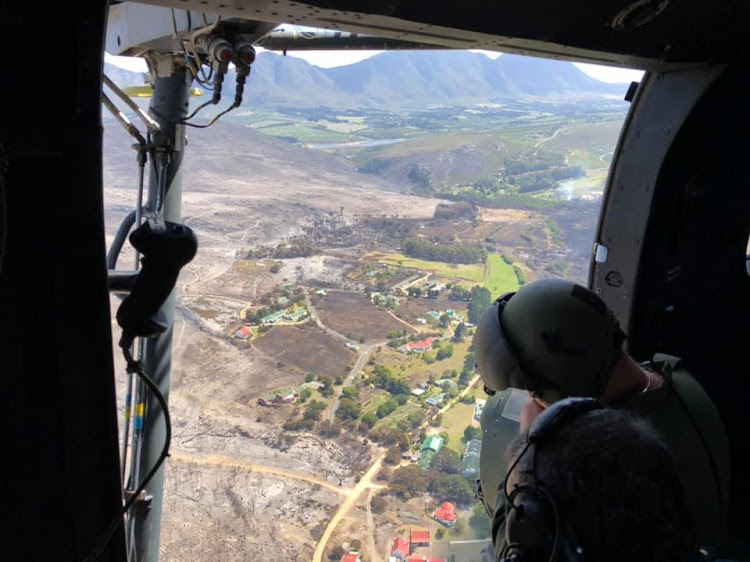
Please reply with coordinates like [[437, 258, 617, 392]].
[[234, 326, 252, 340], [433, 502, 457, 527]]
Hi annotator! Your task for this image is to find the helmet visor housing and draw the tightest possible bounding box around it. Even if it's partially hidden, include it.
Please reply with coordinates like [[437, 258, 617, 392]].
[[474, 294, 522, 393]]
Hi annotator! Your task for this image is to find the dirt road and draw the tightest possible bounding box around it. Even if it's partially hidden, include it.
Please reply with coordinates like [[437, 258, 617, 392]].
[[533, 125, 568, 154], [439, 375, 481, 415], [312, 454, 384, 562], [327, 345, 376, 422], [386, 310, 422, 332], [169, 452, 349, 495], [305, 293, 350, 343], [365, 489, 380, 562]]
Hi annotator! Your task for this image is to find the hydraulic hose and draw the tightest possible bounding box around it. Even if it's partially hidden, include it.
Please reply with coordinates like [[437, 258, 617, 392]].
[[107, 210, 137, 270]]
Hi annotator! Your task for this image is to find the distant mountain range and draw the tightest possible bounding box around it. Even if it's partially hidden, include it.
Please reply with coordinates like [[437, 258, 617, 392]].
[[105, 50, 627, 109]]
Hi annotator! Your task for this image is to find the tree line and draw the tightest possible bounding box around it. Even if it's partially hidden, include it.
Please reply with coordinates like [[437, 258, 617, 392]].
[[403, 237, 487, 264]]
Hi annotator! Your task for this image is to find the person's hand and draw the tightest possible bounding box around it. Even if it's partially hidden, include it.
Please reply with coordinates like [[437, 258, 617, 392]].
[[520, 396, 547, 432]]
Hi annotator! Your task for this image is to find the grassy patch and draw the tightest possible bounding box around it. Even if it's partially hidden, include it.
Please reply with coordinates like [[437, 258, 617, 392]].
[[362, 391, 391, 417], [375, 402, 425, 430], [258, 123, 350, 143], [545, 120, 623, 154], [371, 252, 485, 284], [370, 341, 471, 388], [484, 254, 519, 299], [441, 401, 476, 453]]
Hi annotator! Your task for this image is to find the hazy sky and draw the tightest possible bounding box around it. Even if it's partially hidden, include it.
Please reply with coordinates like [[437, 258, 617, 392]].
[[105, 49, 644, 84]]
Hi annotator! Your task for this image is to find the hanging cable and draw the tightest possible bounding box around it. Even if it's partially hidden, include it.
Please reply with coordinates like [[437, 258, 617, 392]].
[[182, 44, 255, 129], [82, 346, 171, 562]]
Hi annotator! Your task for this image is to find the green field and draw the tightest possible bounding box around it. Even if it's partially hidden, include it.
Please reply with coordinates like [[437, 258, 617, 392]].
[[256, 123, 350, 143], [545, 120, 622, 155], [361, 391, 390, 417], [440, 401, 477, 454], [375, 402, 425, 431], [374, 253, 486, 283], [484, 254, 519, 298]]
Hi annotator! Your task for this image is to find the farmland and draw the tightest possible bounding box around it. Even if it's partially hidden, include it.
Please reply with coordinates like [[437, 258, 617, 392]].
[[252, 324, 355, 379], [370, 252, 486, 284], [311, 290, 413, 342], [484, 254, 520, 298]]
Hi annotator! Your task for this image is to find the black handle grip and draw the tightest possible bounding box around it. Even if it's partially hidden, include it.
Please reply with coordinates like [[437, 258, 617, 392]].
[[116, 220, 197, 346]]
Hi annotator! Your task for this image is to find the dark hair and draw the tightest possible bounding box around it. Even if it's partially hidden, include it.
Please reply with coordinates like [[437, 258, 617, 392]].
[[506, 409, 695, 562]]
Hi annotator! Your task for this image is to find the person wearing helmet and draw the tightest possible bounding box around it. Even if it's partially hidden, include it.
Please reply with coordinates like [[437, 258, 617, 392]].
[[474, 278, 730, 553]]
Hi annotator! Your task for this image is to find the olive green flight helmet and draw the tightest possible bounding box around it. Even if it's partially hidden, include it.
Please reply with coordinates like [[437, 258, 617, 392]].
[[474, 278, 624, 403]]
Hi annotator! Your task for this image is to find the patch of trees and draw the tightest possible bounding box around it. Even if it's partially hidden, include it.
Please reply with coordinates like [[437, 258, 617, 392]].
[[403, 237, 487, 265], [320, 377, 334, 398], [468, 286, 492, 325], [433, 448, 462, 475], [371, 495, 387, 514], [453, 322, 466, 342], [358, 158, 393, 176], [304, 400, 326, 421], [436, 341, 455, 361], [505, 152, 564, 175], [329, 545, 345, 561], [360, 413, 377, 430], [546, 218, 563, 243], [336, 398, 362, 421], [513, 166, 585, 194], [388, 465, 475, 505], [469, 503, 492, 539], [385, 446, 402, 465], [408, 165, 433, 194], [370, 365, 411, 396], [376, 398, 399, 419], [318, 420, 342, 437], [463, 425, 483, 443], [449, 285, 471, 301], [433, 201, 479, 221], [458, 352, 476, 387], [283, 416, 314, 431], [439, 190, 558, 212], [245, 236, 319, 260], [283, 399, 327, 431], [513, 265, 527, 285], [341, 386, 359, 399], [368, 428, 409, 451]]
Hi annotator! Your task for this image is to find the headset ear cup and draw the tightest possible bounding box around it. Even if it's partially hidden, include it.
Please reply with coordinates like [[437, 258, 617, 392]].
[[505, 493, 556, 562]]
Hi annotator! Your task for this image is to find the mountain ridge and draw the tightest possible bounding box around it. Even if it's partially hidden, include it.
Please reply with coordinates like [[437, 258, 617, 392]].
[[106, 50, 627, 110]]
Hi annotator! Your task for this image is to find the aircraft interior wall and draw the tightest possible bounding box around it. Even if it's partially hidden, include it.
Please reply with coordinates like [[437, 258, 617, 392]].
[[629, 64, 750, 539]]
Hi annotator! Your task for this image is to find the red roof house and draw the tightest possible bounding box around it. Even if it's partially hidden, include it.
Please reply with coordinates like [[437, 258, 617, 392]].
[[342, 553, 362, 562], [234, 326, 252, 339], [400, 337, 434, 354], [410, 530, 430, 546], [432, 502, 457, 526], [406, 556, 446, 562], [392, 537, 411, 558]]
